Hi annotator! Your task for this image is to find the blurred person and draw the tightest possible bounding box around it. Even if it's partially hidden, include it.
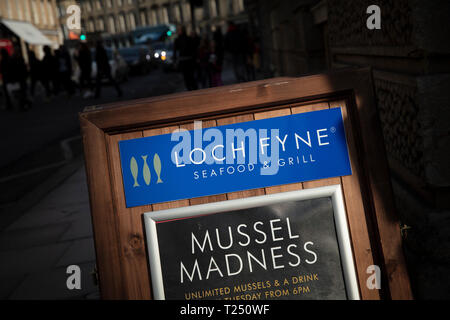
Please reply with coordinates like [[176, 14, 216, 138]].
[[94, 41, 122, 99], [190, 30, 201, 86], [28, 50, 51, 99], [0, 48, 12, 110], [174, 26, 198, 91], [197, 36, 211, 89], [42, 45, 57, 96], [253, 37, 261, 72], [213, 28, 224, 69], [245, 31, 256, 81], [209, 40, 223, 87], [10, 50, 32, 111], [57, 45, 75, 96], [75, 42, 93, 98], [225, 22, 247, 82], [53, 49, 62, 94]]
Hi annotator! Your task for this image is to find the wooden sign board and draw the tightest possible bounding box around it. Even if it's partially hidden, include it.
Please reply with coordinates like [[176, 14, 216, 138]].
[[80, 68, 413, 300]]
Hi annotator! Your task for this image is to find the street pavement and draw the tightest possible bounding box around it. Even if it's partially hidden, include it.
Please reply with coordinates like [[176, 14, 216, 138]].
[[0, 162, 98, 299], [0, 67, 185, 169], [0, 66, 185, 299], [0, 62, 249, 299]]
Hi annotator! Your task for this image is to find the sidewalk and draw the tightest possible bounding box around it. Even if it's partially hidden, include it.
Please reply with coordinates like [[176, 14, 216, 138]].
[[0, 62, 258, 299], [0, 68, 185, 227], [0, 163, 98, 299], [0, 68, 184, 169]]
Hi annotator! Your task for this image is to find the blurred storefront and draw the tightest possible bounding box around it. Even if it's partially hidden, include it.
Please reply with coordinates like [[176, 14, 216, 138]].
[[0, 0, 62, 61]]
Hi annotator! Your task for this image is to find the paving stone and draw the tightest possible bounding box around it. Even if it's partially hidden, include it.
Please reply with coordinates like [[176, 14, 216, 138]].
[[0, 274, 26, 299], [0, 222, 70, 251], [0, 242, 71, 276], [8, 261, 99, 300], [56, 238, 97, 268], [59, 214, 94, 241]]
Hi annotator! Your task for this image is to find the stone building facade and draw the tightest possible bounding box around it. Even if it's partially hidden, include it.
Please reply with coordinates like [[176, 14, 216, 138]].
[[248, 0, 450, 299], [59, 0, 248, 47]]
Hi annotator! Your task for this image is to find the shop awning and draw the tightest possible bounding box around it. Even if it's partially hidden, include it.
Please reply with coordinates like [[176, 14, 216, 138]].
[[1, 19, 53, 46]]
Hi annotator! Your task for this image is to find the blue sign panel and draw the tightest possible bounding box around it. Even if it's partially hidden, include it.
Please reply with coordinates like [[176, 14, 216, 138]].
[[119, 108, 352, 208]]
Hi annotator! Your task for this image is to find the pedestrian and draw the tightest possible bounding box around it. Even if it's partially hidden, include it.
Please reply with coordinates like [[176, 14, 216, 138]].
[[197, 36, 210, 89], [10, 50, 32, 111], [94, 41, 122, 98], [42, 45, 57, 96], [253, 37, 261, 72], [174, 26, 198, 91], [225, 22, 247, 82], [213, 28, 224, 69], [57, 45, 75, 96], [209, 40, 223, 87], [190, 30, 201, 86], [75, 42, 93, 98], [0, 48, 12, 110], [53, 48, 62, 94], [245, 31, 256, 81], [28, 50, 51, 99]]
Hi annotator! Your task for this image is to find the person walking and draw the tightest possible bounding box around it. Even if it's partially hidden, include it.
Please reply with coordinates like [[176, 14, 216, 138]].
[[209, 40, 223, 87], [244, 31, 256, 81], [174, 26, 198, 91], [76, 42, 93, 98], [197, 36, 210, 89], [225, 22, 247, 83], [0, 49, 12, 110], [56, 45, 75, 96], [94, 41, 122, 99], [42, 45, 58, 96], [28, 50, 51, 99], [213, 28, 224, 70], [10, 50, 32, 111]]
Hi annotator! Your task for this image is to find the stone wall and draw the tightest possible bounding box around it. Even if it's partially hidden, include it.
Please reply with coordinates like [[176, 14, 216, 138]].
[[328, 0, 450, 300], [249, 0, 450, 299], [327, 0, 450, 192]]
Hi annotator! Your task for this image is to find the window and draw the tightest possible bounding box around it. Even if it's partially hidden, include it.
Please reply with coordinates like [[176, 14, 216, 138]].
[[173, 4, 182, 23], [88, 19, 95, 32], [96, 0, 102, 10], [15, 0, 23, 20], [140, 11, 147, 26], [119, 14, 126, 32], [97, 18, 105, 31], [149, 9, 158, 26], [24, 0, 31, 21], [47, 2, 55, 26], [5, 0, 12, 19], [106, 0, 112, 8], [128, 13, 136, 30], [194, 7, 204, 22], [235, 0, 245, 13], [108, 16, 116, 33], [117, 0, 123, 7], [210, 0, 219, 18], [160, 7, 169, 24], [183, 2, 191, 22], [40, 0, 48, 25], [32, 0, 40, 24]]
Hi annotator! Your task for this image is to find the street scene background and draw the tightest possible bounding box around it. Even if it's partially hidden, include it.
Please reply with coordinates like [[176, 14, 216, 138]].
[[0, 0, 449, 300]]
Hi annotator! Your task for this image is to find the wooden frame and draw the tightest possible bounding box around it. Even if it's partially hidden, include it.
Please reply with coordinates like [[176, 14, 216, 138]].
[[80, 67, 413, 300]]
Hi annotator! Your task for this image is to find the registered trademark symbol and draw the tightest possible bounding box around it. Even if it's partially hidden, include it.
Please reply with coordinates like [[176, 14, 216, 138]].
[[330, 127, 336, 133]]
